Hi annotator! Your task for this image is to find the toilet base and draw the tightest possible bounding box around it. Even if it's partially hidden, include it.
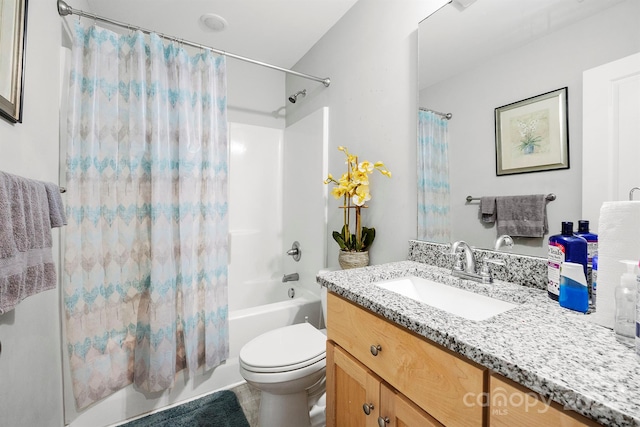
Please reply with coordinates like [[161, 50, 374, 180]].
[[258, 390, 311, 427]]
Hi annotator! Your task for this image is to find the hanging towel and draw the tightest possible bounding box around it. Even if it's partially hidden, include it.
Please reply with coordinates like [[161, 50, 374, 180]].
[[495, 194, 548, 237], [480, 196, 497, 223], [43, 182, 67, 227], [0, 171, 61, 315]]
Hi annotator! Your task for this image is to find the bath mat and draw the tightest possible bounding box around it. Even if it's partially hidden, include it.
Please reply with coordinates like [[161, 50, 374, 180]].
[[122, 390, 251, 427]]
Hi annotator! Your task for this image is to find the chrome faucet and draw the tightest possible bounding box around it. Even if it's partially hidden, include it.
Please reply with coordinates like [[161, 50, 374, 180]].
[[282, 273, 299, 282], [450, 240, 476, 273], [494, 234, 514, 251], [448, 241, 498, 284]]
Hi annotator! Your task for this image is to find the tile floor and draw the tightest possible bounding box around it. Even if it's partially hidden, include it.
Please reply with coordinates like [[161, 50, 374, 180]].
[[231, 382, 261, 427]]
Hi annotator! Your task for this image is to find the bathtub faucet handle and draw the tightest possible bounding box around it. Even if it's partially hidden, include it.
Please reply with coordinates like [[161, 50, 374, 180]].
[[282, 273, 299, 282], [286, 241, 302, 262]]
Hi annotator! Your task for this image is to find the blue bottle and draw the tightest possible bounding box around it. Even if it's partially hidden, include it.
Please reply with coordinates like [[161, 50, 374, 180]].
[[559, 262, 589, 313], [591, 253, 598, 308], [548, 221, 588, 301], [575, 220, 598, 264]]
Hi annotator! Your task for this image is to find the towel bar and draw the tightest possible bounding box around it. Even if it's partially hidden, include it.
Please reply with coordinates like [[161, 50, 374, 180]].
[[59, 187, 66, 193], [466, 193, 556, 202]]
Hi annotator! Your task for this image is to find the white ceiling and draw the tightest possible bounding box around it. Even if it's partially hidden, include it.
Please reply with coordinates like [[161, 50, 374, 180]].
[[84, 0, 359, 69]]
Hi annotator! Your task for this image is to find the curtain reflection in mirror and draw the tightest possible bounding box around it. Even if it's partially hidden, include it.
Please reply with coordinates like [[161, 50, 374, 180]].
[[417, 110, 451, 242]]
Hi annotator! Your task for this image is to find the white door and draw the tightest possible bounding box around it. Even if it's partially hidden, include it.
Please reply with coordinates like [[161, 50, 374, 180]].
[[582, 52, 640, 233], [282, 108, 329, 295]]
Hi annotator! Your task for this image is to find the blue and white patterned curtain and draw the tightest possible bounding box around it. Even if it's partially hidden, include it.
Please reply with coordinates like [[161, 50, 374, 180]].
[[63, 23, 229, 409], [417, 110, 451, 242]]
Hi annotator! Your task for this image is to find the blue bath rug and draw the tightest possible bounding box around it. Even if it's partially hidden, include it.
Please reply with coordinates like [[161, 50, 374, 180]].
[[122, 390, 250, 427]]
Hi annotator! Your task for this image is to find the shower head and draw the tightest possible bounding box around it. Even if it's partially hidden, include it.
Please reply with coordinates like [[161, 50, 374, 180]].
[[288, 89, 307, 104]]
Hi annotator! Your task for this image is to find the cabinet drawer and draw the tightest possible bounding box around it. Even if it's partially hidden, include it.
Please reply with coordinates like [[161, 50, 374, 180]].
[[327, 292, 486, 427], [489, 374, 600, 426]]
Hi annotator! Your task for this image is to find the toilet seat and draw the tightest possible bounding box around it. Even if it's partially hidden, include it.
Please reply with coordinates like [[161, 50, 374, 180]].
[[240, 323, 327, 373]]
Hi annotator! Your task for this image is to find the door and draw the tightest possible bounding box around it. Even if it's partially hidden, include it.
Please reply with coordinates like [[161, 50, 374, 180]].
[[327, 342, 380, 427], [380, 383, 443, 427], [582, 52, 640, 233]]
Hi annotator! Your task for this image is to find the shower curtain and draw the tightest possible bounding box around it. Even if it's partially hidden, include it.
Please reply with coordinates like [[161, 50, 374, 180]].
[[417, 110, 451, 242], [63, 23, 229, 409]]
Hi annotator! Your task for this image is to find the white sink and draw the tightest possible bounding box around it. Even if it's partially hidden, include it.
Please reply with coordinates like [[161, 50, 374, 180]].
[[374, 275, 516, 321]]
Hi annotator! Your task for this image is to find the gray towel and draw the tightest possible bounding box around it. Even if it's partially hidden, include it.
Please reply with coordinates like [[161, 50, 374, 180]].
[[496, 194, 548, 238], [480, 196, 496, 223], [43, 181, 67, 227], [0, 171, 58, 315]]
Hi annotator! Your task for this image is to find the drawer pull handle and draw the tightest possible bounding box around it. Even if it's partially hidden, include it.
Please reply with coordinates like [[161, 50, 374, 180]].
[[370, 344, 382, 356], [362, 403, 374, 415], [378, 416, 390, 426]]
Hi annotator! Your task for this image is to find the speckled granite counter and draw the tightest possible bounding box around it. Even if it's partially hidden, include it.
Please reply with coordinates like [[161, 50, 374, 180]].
[[317, 260, 640, 426]]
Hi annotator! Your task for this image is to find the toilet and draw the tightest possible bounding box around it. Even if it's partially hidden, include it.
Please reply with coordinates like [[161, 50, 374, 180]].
[[239, 287, 329, 427]]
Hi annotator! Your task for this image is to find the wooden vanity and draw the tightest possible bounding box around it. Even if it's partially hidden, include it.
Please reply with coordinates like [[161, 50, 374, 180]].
[[326, 292, 600, 427]]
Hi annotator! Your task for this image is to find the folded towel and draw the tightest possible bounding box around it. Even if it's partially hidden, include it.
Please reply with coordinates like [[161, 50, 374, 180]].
[[480, 196, 496, 223], [496, 194, 548, 238], [43, 182, 67, 227], [0, 171, 58, 315]]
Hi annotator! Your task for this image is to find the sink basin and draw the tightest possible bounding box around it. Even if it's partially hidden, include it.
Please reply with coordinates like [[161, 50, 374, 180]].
[[374, 275, 516, 321]]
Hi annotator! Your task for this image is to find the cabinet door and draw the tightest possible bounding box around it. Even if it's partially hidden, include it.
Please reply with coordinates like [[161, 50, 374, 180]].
[[379, 383, 444, 427], [327, 341, 380, 427], [490, 374, 600, 427], [328, 292, 486, 426]]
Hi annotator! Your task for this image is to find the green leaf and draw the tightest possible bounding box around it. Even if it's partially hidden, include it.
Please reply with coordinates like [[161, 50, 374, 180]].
[[361, 227, 376, 251], [332, 231, 347, 250]]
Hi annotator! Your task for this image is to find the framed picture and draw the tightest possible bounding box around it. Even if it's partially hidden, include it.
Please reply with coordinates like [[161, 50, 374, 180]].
[[0, 0, 28, 123], [495, 87, 569, 176]]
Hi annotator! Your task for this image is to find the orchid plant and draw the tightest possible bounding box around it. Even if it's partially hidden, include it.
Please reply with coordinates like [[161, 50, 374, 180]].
[[323, 146, 391, 252]]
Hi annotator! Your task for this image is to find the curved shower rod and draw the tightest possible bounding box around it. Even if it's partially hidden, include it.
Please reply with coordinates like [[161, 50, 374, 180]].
[[57, 0, 331, 87]]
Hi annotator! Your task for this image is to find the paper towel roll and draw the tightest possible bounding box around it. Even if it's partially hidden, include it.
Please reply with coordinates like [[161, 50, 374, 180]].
[[589, 201, 640, 329]]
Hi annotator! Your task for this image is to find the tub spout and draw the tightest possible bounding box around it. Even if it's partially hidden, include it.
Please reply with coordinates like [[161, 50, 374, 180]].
[[282, 273, 299, 282]]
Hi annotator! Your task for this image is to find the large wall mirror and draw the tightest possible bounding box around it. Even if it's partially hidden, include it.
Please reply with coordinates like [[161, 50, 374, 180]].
[[418, 0, 640, 257]]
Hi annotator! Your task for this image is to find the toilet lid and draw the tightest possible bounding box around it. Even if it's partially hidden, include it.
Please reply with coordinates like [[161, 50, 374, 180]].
[[240, 323, 326, 372]]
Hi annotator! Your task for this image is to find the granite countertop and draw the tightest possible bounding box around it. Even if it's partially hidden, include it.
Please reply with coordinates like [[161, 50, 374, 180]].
[[317, 260, 640, 426]]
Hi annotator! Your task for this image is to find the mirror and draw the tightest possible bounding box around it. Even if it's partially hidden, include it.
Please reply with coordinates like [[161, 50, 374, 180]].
[[418, 0, 640, 257]]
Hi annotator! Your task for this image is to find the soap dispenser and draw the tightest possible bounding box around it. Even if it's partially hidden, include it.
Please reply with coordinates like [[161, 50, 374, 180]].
[[615, 260, 637, 346]]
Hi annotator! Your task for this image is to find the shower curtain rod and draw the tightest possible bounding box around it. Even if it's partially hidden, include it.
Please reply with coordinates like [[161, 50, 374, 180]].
[[419, 107, 452, 120], [57, 0, 331, 87]]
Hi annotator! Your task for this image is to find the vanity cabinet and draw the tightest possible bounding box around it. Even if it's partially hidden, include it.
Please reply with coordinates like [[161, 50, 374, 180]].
[[326, 292, 487, 427], [489, 374, 600, 427], [327, 341, 442, 426]]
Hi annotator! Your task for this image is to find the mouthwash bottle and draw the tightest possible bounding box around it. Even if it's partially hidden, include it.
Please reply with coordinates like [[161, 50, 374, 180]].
[[575, 220, 598, 264], [548, 221, 588, 301], [559, 262, 589, 313]]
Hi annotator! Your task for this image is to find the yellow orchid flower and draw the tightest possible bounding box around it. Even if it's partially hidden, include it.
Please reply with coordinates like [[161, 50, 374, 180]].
[[352, 184, 371, 206], [358, 161, 374, 173], [323, 146, 391, 252]]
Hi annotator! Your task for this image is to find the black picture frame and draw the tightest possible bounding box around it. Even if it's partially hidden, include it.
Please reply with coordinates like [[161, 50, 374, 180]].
[[495, 87, 569, 176], [0, 0, 29, 123]]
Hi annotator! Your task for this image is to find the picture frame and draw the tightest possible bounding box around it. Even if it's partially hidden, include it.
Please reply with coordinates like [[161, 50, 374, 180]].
[[495, 87, 569, 176], [0, 0, 28, 123]]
